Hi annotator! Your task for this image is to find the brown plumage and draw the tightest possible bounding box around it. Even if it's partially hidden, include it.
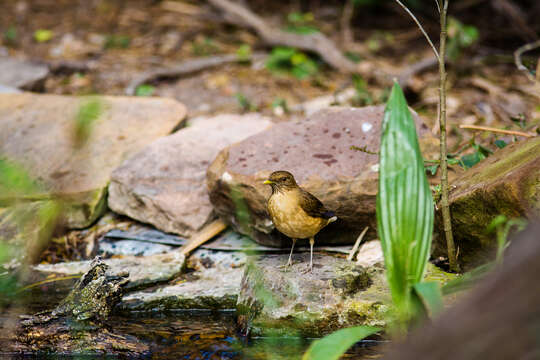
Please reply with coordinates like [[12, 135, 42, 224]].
[[264, 171, 337, 272]]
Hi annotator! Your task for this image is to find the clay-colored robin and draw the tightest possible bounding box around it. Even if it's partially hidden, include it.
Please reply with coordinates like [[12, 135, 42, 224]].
[[264, 171, 337, 272]]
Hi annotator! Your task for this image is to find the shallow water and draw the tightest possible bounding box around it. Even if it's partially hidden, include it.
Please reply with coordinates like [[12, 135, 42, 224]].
[[1, 275, 382, 359]]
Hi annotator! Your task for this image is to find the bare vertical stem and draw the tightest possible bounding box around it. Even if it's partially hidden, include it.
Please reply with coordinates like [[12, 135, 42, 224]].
[[438, 0, 459, 272]]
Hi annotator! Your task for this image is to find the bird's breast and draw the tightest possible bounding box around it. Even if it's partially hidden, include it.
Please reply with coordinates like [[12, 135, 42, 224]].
[[267, 191, 326, 239]]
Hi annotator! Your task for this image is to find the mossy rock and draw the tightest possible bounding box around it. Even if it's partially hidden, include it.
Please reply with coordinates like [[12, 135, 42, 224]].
[[436, 137, 540, 270]]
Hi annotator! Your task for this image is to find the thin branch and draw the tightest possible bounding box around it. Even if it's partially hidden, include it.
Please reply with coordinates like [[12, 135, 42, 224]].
[[347, 226, 369, 261], [394, 0, 440, 61], [514, 39, 540, 83], [435, 0, 441, 13], [459, 124, 535, 138]]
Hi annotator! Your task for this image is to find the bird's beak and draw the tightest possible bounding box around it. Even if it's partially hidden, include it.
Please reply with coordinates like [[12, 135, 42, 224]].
[[263, 180, 273, 185]]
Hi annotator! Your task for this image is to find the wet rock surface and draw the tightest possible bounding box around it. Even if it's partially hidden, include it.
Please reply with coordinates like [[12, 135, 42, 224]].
[[0, 93, 186, 228], [236, 253, 388, 337], [6, 258, 149, 356], [437, 137, 540, 270], [108, 113, 272, 237], [0, 57, 49, 90], [119, 249, 246, 311], [34, 251, 186, 290], [207, 106, 439, 247]]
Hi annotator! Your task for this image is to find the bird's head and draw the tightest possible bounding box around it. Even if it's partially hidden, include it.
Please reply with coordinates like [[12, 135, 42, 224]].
[[264, 171, 297, 192]]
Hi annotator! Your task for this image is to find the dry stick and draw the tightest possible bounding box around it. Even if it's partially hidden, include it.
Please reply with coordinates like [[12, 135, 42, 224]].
[[179, 219, 228, 256], [514, 39, 540, 83], [347, 226, 369, 262], [438, 0, 459, 272], [459, 124, 535, 138], [125, 53, 266, 95]]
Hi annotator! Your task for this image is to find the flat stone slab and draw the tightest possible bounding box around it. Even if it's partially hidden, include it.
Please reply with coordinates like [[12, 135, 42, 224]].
[[33, 251, 185, 290], [119, 249, 246, 311], [207, 106, 439, 247], [108, 113, 272, 237], [437, 137, 540, 270], [0, 57, 49, 89], [0, 93, 186, 228]]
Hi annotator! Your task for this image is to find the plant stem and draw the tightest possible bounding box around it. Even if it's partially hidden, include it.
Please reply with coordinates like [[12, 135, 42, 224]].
[[438, 0, 459, 272]]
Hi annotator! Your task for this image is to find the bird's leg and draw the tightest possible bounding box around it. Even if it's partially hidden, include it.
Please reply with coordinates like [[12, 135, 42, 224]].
[[302, 237, 315, 274], [279, 238, 296, 269]]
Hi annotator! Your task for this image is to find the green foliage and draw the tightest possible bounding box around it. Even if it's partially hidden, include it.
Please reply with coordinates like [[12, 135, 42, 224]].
[[191, 36, 218, 56], [0, 158, 41, 203], [34, 29, 53, 43], [135, 84, 156, 97], [266, 47, 318, 79], [235, 92, 257, 112], [447, 17, 479, 60], [302, 326, 381, 360], [74, 97, 104, 147], [271, 98, 288, 113], [4, 26, 17, 45], [486, 215, 527, 263], [104, 34, 131, 49], [236, 44, 252, 62], [412, 281, 443, 318], [351, 75, 373, 106], [494, 139, 507, 149], [285, 12, 319, 34], [377, 82, 434, 326]]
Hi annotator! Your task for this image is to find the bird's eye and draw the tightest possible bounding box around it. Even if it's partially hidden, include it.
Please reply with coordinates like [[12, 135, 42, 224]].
[[280, 177, 287, 182]]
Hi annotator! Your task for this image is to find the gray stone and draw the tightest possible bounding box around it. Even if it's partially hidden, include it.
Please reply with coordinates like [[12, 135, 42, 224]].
[[0, 57, 49, 89], [0, 93, 186, 228], [237, 253, 456, 337], [237, 253, 387, 337], [33, 251, 186, 290], [118, 249, 246, 311], [356, 240, 384, 267], [207, 106, 439, 247], [108, 113, 272, 237], [435, 137, 540, 270]]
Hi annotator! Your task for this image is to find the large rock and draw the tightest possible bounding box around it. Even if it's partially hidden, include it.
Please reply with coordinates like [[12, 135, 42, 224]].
[[237, 253, 455, 337], [0, 93, 186, 228], [436, 137, 540, 270], [0, 57, 49, 90], [207, 106, 438, 247], [108, 114, 272, 236]]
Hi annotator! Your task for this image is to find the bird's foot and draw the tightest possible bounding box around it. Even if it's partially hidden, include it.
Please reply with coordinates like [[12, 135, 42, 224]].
[[278, 261, 293, 270], [301, 265, 313, 274]]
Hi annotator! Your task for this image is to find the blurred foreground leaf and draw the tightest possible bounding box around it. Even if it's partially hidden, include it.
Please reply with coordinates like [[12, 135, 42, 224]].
[[302, 326, 380, 360], [34, 29, 53, 43]]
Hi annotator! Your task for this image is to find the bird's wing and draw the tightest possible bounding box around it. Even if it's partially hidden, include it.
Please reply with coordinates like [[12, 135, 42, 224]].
[[298, 188, 336, 219]]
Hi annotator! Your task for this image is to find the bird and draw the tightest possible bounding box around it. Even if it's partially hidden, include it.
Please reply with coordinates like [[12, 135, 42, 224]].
[[263, 170, 337, 273]]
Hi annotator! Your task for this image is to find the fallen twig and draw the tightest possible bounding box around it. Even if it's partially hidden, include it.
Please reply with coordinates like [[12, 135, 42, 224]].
[[347, 226, 369, 262], [179, 219, 228, 255], [514, 39, 540, 83], [459, 124, 535, 138], [125, 53, 266, 95], [207, 0, 358, 73]]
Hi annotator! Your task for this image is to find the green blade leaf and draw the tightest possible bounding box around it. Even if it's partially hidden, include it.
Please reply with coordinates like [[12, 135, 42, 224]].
[[302, 326, 381, 360], [413, 281, 444, 317], [376, 82, 434, 321]]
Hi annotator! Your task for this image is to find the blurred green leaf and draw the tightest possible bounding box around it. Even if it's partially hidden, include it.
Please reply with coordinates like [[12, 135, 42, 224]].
[[135, 84, 156, 97], [302, 326, 380, 360], [4, 26, 17, 43], [441, 262, 494, 295], [0, 158, 40, 203], [413, 282, 444, 318], [34, 29, 53, 43], [266, 47, 318, 79], [74, 97, 104, 146], [377, 82, 434, 326], [447, 18, 479, 60]]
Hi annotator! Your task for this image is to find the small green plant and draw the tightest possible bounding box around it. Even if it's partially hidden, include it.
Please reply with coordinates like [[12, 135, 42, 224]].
[[236, 44, 252, 62], [74, 97, 105, 147], [447, 17, 479, 60], [235, 92, 257, 112], [351, 75, 373, 106], [4, 26, 17, 45], [285, 12, 319, 34], [266, 47, 319, 79], [191, 36, 218, 56], [104, 34, 131, 49], [135, 84, 156, 97], [486, 215, 527, 264], [34, 29, 53, 43]]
